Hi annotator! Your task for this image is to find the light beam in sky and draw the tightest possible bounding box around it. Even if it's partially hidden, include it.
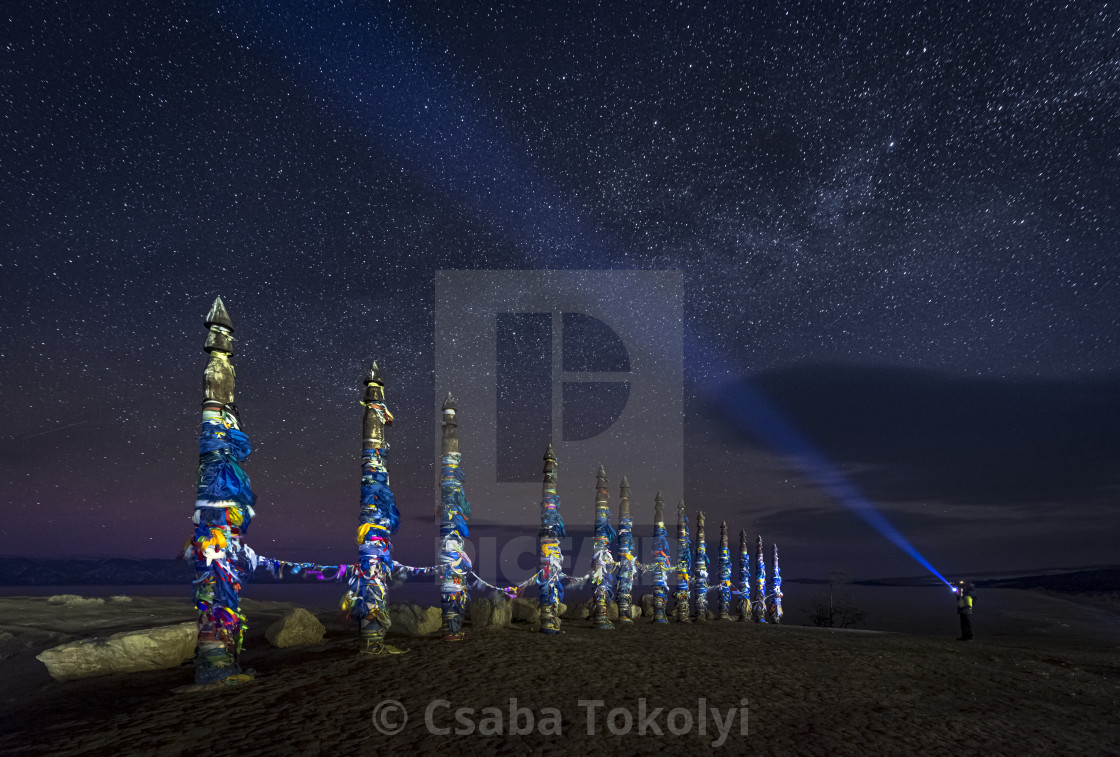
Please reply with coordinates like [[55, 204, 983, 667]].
[[224, 0, 955, 586]]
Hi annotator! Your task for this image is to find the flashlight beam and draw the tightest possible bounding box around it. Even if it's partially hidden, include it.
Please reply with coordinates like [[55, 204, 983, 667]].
[[221, 2, 956, 590], [711, 374, 954, 589]]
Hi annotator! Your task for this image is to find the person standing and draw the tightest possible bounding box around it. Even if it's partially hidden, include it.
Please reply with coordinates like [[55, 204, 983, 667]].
[[956, 581, 975, 641]]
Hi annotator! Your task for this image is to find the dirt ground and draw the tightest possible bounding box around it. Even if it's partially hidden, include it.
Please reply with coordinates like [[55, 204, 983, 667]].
[[0, 597, 1117, 756]]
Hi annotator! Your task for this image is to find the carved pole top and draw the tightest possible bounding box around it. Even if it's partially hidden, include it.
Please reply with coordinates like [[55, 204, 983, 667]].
[[204, 296, 233, 331], [364, 361, 384, 385]]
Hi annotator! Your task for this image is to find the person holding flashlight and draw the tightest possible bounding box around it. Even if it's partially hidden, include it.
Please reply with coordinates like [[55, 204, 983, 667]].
[[955, 581, 975, 641]]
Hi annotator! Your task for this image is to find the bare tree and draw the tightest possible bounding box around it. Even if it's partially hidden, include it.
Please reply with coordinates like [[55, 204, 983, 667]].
[[806, 571, 867, 628]]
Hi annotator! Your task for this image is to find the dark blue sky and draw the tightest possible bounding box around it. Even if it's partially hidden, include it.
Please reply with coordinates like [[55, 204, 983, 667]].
[[2, 1, 1118, 578]]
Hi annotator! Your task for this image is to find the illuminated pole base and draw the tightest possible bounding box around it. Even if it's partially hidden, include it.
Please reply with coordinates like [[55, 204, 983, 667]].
[[175, 671, 255, 692], [440, 610, 466, 641], [359, 605, 407, 654], [674, 592, 692, 623], [440, 591, 467, 642], [194, 634, 246, 685], [440, 616, 466, 642], [617, 599, 634, 624], [356, 569, 392, 653], [694, 588, 709, 620], [539, 603, 561, 634], [360, 639, 409, 656], [595, 614, 615, 631], [593, 592, 615, 630]]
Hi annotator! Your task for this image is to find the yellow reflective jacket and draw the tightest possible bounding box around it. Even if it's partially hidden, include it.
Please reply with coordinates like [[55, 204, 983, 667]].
[[957, 593, 973, 615]]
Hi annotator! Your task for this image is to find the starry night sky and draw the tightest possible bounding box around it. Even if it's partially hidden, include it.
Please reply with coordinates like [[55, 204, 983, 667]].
[[2, 1, 1118, 579]]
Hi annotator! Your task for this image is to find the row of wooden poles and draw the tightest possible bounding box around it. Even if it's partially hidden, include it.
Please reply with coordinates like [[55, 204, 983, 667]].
[[188, 298, 783, 682]]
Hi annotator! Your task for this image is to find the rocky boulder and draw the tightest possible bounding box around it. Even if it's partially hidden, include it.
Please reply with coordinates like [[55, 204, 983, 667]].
[[46, 594, 105, 606], [36, 622, 195, 680], [512, 597, 540, 623], [469, 596, 513, 628], [469, 597, 492, 627], [265, 608, 326, 648], [388, 603, 441, 636], [493, 596, 513, 625], [562, 601, 590, 620]]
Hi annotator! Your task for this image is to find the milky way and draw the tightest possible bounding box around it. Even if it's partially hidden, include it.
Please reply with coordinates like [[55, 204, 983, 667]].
[[2, 2, 1118, 576]]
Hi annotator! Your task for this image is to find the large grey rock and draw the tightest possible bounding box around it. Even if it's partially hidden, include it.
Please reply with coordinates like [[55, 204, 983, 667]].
[[640, 593, 655, 617], [265, 607, 325, 648], [46, 594, 105, 607], [469, 597, 492, 627], [388, 603, 441, 636], [491, 596, 513, 626], [607, 601, 619, 621], [36, 622, 195, 680], [562, 601, 590, 620], [415, 604, 441, 633], [470, 596, 512, 628], [628, 604, 642, 619], [512, 597, 540, 623]]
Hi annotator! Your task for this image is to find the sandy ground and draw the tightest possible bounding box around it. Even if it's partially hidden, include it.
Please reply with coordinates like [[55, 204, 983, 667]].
[[0, 596, 1117, 757]]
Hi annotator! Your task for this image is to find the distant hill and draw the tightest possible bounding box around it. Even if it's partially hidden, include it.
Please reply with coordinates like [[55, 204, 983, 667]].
[[976, 569, 1120, 594], [0, 557, 298, 586], [0, 557, 191, 586], [788, 567, 1120, 594]]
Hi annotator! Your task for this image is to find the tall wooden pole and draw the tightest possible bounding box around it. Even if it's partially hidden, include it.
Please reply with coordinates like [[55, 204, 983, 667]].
[[354, 361, 402, 653], [754, 534, 767, 623], [537, 444, 565, 634], [717, 521, 732, 620], [591, 464, 616, 630], [650, 492, 670, 624], [694, 511, 709, 621], [674, 499, 692, 623], [770, 543, 783, 624], [614, 476, 636, 624], [188, 296, 255, 685], [439, 392, 471, 641], [738, 528, 751, 621]]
